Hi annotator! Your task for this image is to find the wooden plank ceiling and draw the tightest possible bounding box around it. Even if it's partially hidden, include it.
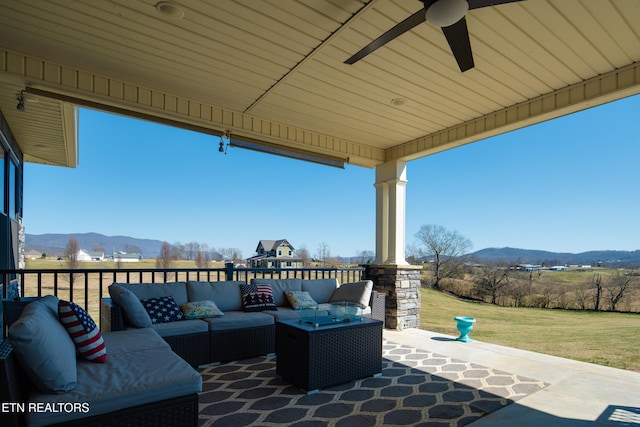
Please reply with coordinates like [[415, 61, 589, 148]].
[[0, 0, 639, 168]]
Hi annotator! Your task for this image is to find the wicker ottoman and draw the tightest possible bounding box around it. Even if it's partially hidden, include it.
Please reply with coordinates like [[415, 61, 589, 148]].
[[275, 317, 383, 393]]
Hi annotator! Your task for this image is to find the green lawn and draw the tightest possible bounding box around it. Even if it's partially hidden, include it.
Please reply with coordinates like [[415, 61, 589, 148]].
[[420, 288, 640, 371]]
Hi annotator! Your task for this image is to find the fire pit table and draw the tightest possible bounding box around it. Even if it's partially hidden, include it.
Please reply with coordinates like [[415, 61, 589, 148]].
[[275, 315, 383, 394]]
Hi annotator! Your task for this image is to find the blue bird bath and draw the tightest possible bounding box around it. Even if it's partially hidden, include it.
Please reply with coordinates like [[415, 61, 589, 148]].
[[454, 316, 476, 342]]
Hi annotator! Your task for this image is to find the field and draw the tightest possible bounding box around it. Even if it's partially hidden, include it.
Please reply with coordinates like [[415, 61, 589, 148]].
[[420, 287, 640, 371], [437, 266, 640, 312]]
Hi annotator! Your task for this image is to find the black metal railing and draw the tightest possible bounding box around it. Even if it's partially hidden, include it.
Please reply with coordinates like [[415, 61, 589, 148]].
[[0, 266, 364, 326]]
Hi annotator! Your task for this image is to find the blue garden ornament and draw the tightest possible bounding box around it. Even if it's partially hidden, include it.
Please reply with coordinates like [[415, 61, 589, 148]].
[[454, 316, 476, 342]]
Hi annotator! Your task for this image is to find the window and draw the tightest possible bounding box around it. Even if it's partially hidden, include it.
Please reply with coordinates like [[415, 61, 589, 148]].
[[288, 250, 292, 256], [0, 149, 4, 215], [278, 250, 281, 256], [9, 160, 17, 219]]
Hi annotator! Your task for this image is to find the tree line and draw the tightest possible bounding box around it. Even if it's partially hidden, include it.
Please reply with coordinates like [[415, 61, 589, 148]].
[[409, 224, 640, 313]]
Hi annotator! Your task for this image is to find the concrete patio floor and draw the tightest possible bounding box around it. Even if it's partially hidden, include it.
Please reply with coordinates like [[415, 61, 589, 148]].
[[385, 328, 640, 426]]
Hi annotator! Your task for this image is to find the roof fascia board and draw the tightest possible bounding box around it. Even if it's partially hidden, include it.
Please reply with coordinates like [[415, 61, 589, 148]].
[[1, 49, 384, 168], [388, 62, 640, 163]]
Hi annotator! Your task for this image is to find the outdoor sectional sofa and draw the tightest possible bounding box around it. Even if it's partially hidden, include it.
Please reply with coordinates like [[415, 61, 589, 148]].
[[101, 278, 384, 367], [0, 295, 202, 427]]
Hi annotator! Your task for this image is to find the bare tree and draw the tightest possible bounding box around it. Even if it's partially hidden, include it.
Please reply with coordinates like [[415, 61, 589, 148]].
[[356, 250, 375, 265], [315, 242, 330, 267], [474, 262, 511, 304], [405, 243, 421, 265], [606, 271, 636, 311], [195, 249, 211, 268], [156, 241, 175, 269], [414, 224, 472, 289], [592, 273, 603, 311], [297, 246, 310, 266], [218, 248, 243, 263], [574, 284, 591, 310], [64, 238, 80, 270], [184, 242, 201, 261], [172, 242, 186, 260]]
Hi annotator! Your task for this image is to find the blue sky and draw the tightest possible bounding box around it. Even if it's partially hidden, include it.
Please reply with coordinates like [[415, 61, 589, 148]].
[[24, 94, 640, 258]]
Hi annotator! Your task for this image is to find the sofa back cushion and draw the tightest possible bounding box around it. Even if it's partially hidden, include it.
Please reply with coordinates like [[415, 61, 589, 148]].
[[186, 281, 244, 312], [114, 282, 188, 306], [249, 278, 302, 307], [301, 278, 339, 304], [108, 284, 152, 327], [8, 295, 78, 393], [329, 280, 373, 308]]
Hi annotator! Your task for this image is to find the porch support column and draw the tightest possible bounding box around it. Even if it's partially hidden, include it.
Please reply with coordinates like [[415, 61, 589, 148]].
[[366, 160, 422, 330], [374, 160, 409, 266]]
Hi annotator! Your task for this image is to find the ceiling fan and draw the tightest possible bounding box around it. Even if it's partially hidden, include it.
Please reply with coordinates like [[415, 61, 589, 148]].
[[344, 0, 525, 72]]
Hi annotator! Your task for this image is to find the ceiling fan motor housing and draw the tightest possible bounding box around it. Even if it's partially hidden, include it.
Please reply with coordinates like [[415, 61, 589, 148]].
[[425, 0, 469, 27]]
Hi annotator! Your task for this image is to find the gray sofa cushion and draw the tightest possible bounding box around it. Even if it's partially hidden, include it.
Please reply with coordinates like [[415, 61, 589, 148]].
[[329, 280, 374, 308], [8, 295, 78, 394], [203, 311, 274, 331], [250, 278, 302, 307], [26, 328, 202, 427], [105, 328, 170, 355], [152, 319, 209, 338], [115, 282, 188, 305], [261, 307, 300, 321], [108, 284, 152, 328], [302, 278, 339, 303], [186, 281, 244, 312]]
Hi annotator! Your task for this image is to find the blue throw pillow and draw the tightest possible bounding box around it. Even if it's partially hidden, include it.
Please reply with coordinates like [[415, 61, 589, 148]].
[[8, 295, 77, 393], [140, 296, 185, 324], [109, 283, 152, 328]]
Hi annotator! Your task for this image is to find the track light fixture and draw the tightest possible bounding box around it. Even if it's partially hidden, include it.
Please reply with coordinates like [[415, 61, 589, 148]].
[[218, 130, 229, 154], [216, 130, 346, 168], [16, 91, 25, 112]]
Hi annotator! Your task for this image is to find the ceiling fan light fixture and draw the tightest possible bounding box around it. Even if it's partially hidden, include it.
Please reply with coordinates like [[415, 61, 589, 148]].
[[425, 0, 469, 28]]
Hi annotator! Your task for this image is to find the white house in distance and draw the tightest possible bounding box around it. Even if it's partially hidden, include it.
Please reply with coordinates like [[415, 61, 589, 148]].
[[247, 239, 303, 269], [76, 249, 105, 261], [113, 251, 143, 263]]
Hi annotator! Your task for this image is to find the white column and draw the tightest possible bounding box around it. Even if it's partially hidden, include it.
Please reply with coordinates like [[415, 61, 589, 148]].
[[374, 160, 409, 266], [374, 181, 388, 264]]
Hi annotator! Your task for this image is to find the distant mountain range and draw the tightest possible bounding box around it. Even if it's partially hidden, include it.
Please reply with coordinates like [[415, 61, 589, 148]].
[[25, 233, 164, 258], [25, 233, 640, 266], [469, 247, 640, 267]]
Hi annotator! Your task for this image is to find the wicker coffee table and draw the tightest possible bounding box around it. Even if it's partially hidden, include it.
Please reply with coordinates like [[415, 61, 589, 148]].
[[275, 317, 383, 394]]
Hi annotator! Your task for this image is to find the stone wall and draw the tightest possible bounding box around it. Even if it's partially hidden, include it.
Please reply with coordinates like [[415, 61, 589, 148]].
[[364, 265, 422, 329]]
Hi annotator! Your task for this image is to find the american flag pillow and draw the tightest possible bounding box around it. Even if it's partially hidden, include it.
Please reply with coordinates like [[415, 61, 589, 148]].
[[58, 300, 107, 363], [140, 296, 185, 324], [240, 283, 277, 312]]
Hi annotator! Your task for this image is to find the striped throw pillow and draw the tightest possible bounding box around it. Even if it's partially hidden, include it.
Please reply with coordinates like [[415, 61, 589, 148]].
[[58, 300, 107, 363]]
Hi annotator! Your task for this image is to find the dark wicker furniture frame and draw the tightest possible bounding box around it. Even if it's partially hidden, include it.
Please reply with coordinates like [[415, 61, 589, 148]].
[[275, 317, 383, 393], [0, 339, 199, 427], [101, 291, 384, 368]]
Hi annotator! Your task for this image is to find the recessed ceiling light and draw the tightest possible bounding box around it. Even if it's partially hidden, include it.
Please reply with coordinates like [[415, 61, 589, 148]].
[[391, 98, 406, 106], [155, 1, 184, 19]]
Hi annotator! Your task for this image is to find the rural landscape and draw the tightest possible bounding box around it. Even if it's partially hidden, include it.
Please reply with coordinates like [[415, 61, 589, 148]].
[[21, 229, 640, 372]]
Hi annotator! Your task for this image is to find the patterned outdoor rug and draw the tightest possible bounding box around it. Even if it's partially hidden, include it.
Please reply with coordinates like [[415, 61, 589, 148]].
[[198, 339, 547, 426]]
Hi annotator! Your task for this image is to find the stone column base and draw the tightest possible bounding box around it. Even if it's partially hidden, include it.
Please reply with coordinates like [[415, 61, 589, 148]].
[[363, 264, 422, 329]]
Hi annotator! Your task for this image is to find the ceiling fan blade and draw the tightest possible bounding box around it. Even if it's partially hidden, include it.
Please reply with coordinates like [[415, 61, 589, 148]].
[[344, 9, 427, 65], [441, 17, 474, 72], [468, 0, 525, 10]]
